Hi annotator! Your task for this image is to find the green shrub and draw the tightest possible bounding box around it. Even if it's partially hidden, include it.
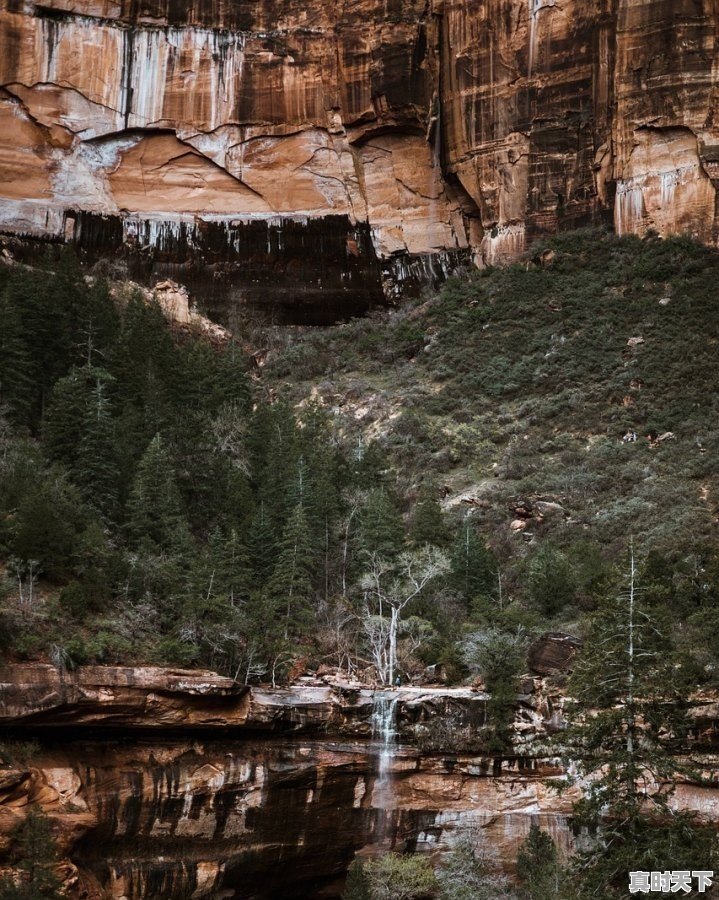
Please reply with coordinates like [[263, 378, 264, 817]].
[[344, 854, 438, 900], [527, 546, 576, 616]]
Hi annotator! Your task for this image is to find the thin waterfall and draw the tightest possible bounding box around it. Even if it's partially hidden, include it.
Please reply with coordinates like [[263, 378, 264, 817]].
[[429, 94, 442, 251], [528, 0, 538, 77], [371, 692, 398, 845]]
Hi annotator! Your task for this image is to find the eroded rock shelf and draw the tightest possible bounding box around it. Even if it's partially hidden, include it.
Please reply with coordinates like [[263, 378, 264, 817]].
[[0, 665, 717, 899], [1, 0, 718, 314]]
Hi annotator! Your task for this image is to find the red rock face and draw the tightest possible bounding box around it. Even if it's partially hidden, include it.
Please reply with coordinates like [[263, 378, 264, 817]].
[[2, 739, 573, 899], [0, 0, 717, 299], [0, 668, 579, 899], [0, 667, 717, 899]]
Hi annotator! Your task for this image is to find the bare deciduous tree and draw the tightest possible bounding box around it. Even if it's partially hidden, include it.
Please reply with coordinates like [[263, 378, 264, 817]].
[[9, 557, 41, 612], [360, 546, 450, 684]]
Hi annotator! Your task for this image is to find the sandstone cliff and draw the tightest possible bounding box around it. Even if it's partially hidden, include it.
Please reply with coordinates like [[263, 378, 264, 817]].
[[1, 0, 717, 316], [0, 665, 716, 899]]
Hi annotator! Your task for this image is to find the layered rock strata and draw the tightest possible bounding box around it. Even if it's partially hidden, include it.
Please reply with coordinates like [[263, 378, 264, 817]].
[[1, 738, 574, 899], [1, 0, 718, 316], [0, 665, 717, 899]]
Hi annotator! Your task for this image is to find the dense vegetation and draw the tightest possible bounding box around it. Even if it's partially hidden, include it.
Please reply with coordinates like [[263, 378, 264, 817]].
[[258, 229, 719, 675], [0, 251, 486, 689], [2, 232, 719, 690], [0, 808, 61, 899], [2, 229, 719, 896]]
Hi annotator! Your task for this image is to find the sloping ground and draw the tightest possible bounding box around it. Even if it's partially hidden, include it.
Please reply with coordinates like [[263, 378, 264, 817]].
[[259, 230, 719, 634]]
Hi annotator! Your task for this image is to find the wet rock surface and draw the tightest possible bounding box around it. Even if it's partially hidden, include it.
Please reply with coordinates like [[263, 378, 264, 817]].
[[0, 665, 716, 898], [2, 736, 573, 899], [1, 0, 718, 316]]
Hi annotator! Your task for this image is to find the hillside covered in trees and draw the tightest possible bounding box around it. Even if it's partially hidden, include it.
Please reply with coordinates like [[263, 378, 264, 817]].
[[2, 229, 719, 897], [1, 230, 719, 691]]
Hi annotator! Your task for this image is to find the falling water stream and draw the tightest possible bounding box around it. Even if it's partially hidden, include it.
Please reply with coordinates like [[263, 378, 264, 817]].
[[371, 692, 399, 846]]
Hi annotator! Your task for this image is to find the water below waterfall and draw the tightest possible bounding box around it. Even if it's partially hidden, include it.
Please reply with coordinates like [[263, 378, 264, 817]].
[[371, 692, 399, 846]]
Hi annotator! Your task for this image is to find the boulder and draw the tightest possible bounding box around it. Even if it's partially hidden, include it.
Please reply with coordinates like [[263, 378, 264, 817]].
[[527, 633, 582, 675]]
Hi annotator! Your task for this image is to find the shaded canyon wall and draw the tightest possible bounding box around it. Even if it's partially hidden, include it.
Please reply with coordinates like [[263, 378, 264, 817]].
[[0, 665, 718, 899], [0, 0, 718, 314], [0, 665, 580, 898]]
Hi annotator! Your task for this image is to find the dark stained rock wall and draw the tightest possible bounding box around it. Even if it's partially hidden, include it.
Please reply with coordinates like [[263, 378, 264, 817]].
[[1, 667, 717, 899], [1, 0, 717, 316]]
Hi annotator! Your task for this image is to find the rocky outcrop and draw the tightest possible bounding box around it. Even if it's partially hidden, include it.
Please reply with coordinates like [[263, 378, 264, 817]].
[[0, 665, 716, 899], [0, 737, 574, 899], [0, 665, 575, 898], [527, 633, 581, 676], [1, 0, 718, 317], [0, 665, 250, 729], [0, 665, 503, 739]]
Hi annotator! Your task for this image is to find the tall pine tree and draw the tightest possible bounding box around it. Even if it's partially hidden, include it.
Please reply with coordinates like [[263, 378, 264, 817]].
[[0, 289, 35, 427], [268, 503, 316, 639], [76, 375, 120, 521], [357, 489, 405, 562], [559, 548, 718, 896], [409, 485, 450, 548], [127, 435, 190, 553], [450, 517, 497, 606]]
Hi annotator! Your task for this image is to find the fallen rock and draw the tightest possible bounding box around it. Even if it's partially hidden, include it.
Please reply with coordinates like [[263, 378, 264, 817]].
[[527, 633, 582, 676], [154, 279, 193, 324], [534, 501, 567, 520], [510, 500, 534, 519]]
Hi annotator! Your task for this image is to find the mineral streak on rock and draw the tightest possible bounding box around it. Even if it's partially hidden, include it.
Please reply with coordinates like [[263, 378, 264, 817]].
[[0, 666, 577, 899], [2, 738, 573, 899], [0, 666, 717, 899], [1, 0, 717, 310]]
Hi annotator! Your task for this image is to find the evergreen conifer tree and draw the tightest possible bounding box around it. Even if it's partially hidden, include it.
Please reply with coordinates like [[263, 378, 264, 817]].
[[462, 628, 526, 751], [515, 824, 565, 899], [215, 340, 252, 410], [75, 375, 120, 520], [43, 368, 89, 469], [268, 503, 316, 638], [409, 486, 449, 548], [256, 399, 301, 531], [0, 807, 62, 899], [111, 293, 175, 450], [208, 526, 252, 606], [6, 259, 88, 426], [297, 403, 347, 598], [0, 290, 35, 427], [560, 548, 719, 896], [73, 277, 120, 371], [127, 435, 190, 553], [450, 518, 497, 606], [357, 489, 405, 561], [528, 545, 575, 616], [246, 402, 274, 487], [248, 501, 277, 581]]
